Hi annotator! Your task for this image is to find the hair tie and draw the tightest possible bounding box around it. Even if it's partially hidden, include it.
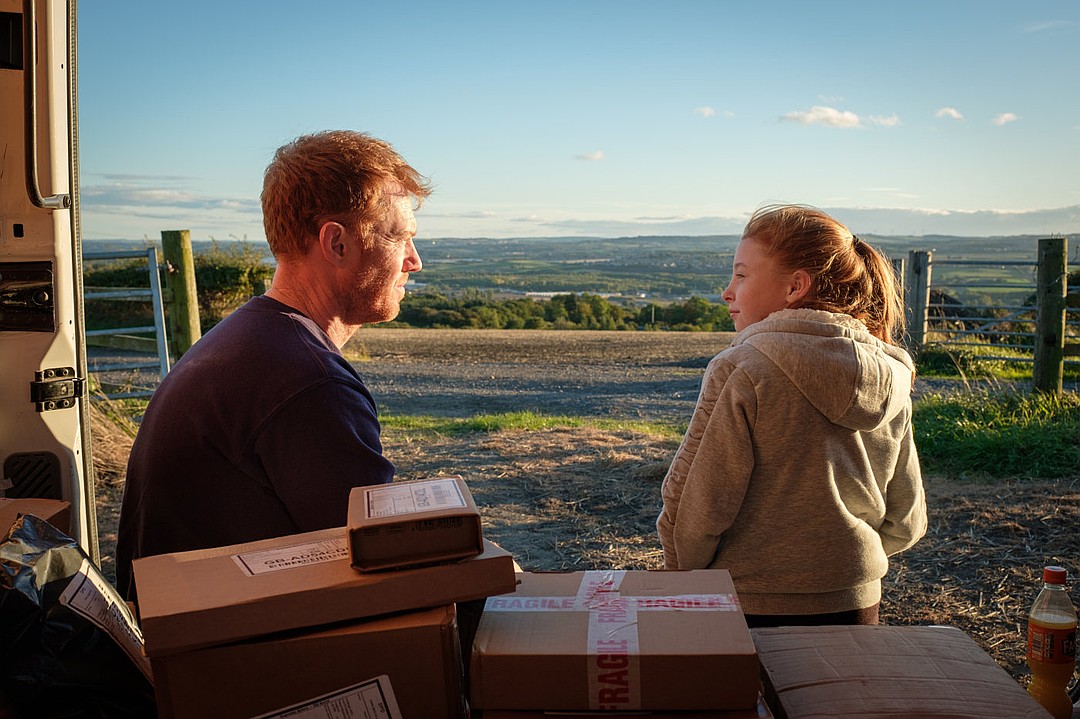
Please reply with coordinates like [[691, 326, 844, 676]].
[[852, 234, 863, 249]]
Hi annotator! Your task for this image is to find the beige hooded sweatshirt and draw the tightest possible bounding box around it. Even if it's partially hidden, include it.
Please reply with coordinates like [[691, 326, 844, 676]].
[[657, 308, 927, 616]]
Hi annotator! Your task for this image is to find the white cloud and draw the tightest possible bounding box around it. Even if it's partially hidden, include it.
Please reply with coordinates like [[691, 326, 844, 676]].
[[868, 114, 901, 127], [423, 210, 497, 220], [576, 150, 605, 161], [780, 106, 861, 128], [935, 107, 964, 121], [81, 182, 261, 213], [498, 204, 1080, 238], [1023, 20, 1080, 34], [694, 106, 717, 118], [866, 187, 921, 200], [827, 204, 1080, 236], [992, 112, 1019, 126]]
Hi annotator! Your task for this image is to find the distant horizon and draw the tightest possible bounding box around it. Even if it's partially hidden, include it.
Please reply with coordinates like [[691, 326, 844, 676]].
[[78, 202, 1080, 244]]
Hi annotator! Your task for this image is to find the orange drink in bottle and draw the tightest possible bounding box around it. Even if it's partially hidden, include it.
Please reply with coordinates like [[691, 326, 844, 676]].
[[1026, 566, 1077, 719]]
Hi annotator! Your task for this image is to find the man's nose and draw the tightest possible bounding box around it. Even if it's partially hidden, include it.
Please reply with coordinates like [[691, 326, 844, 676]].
[[404, 239, 422, 272]]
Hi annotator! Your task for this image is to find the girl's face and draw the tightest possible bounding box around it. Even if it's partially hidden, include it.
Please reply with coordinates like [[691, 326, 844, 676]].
[[722, 236, 801, 331]]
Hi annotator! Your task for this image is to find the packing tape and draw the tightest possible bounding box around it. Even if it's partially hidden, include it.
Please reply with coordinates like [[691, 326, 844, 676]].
[[581, 570, 641, 710]]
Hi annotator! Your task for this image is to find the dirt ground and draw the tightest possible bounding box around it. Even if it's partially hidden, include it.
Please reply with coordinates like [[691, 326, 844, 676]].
[[90, 328, 1080, 688]]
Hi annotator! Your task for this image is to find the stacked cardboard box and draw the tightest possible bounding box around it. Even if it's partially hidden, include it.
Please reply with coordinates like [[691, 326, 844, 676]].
[[753, 625, 1051, 718], [134, 526, 517, 718], [0, 497, 71, 537], [470, 569, 760, 714]]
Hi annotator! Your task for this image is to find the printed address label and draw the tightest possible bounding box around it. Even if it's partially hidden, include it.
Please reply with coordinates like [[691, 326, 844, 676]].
[[232, 537, 349, 576], [251, 674, 401, 719], [60, 558, 153, 681], [365, 478, 466, 519]]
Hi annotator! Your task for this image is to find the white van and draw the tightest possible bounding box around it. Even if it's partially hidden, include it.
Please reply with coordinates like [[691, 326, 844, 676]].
[[1, 0, 96, 560]]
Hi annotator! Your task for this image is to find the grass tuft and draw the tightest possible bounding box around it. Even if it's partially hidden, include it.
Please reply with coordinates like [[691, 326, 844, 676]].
[[914, 389, 1080, 479], [381, 411, 684, 439]]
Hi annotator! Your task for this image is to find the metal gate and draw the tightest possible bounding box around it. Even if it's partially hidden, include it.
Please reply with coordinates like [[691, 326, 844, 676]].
[[903, 242, 1077, 391], [83, 246, 171, 398]]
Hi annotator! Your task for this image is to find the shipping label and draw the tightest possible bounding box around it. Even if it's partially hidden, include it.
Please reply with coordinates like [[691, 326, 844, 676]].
[[232, 537, 349, 576], [365, 478, 466, 519], [251, 675, 402, 719], [59, 558, 153, 681]]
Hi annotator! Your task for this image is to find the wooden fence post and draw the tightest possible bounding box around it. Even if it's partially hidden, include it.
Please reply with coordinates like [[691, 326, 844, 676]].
[[1033, 237, 1067, 394], [161, 230, 202, 360], [904, 250, 932, 353]]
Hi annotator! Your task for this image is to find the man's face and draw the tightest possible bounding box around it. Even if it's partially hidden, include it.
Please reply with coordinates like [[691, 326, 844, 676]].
[[339, 193, 421, 325]]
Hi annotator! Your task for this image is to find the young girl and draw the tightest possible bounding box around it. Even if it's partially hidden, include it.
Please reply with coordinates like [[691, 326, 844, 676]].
[[657, 204, 927, 627]]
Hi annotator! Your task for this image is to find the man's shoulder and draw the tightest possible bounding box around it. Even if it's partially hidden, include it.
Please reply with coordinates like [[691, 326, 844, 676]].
[[194, 297, 330, 354], [164, 297, 351, 395]]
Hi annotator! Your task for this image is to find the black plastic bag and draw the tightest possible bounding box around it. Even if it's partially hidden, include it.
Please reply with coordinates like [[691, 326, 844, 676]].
[[0, 514, 156, 718]]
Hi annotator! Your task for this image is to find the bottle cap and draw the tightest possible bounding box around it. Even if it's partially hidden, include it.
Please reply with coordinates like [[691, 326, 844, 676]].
[[1043, 566, 1067, 584]]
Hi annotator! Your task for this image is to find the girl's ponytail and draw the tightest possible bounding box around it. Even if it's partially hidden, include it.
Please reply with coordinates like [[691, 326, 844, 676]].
[[852, 236, 905, 344]]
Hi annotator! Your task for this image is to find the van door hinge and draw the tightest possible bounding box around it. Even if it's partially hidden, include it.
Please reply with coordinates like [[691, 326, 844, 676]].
[[30, 367, 84, 412]]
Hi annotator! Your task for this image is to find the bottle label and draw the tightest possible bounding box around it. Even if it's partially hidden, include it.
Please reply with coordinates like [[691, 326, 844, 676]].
[[1027, 620, 1077, 664]]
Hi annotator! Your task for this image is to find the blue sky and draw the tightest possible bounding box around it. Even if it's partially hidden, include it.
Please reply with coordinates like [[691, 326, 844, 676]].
[[77, 1, 1080, 242]]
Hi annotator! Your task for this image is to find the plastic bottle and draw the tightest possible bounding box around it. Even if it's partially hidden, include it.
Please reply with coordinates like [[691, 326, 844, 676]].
[[1026, 565, 1077, 719]]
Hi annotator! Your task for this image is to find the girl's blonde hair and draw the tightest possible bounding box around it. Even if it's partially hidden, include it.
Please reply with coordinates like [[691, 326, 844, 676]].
[[743, 204, 904, 344]]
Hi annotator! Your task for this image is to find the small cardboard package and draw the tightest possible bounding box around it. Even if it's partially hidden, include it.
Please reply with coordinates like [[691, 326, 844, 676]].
[[152, 604, 464, 719], [470, 569, 759, 712], [753, 625, 1051, 718], [133, 527, 517, 658], [347, 476, 483, 571], [0, 497, 71, 536]]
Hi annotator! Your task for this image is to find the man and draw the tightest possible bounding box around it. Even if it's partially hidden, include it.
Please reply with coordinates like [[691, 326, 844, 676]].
[[115, 130, 430, 600]]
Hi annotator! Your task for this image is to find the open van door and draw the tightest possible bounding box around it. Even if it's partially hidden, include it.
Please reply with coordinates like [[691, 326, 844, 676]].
[[0, 0, 96, 561]]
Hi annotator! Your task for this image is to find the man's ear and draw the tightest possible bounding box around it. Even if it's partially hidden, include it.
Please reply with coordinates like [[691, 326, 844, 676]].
[[787, 269, 812, 304], [317, 221, 349, 264]]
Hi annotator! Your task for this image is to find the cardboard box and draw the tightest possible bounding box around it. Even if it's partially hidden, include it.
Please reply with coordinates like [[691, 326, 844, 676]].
[[478, 692, 774, 717], [152, 605, 464, 719], [347, 476, 483, 571], [470, 570, 759, 712], [0, 497, 71, 537], [133, 528, 517, 658], [752, 625, 1051, 718]]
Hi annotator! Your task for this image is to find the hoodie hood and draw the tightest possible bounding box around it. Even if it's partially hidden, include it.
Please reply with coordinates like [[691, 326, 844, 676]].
[[731, 308, 915, 432]]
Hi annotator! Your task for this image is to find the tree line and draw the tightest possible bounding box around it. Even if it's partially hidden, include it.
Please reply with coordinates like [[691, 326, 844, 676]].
[[390, 291, 734, 332]]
